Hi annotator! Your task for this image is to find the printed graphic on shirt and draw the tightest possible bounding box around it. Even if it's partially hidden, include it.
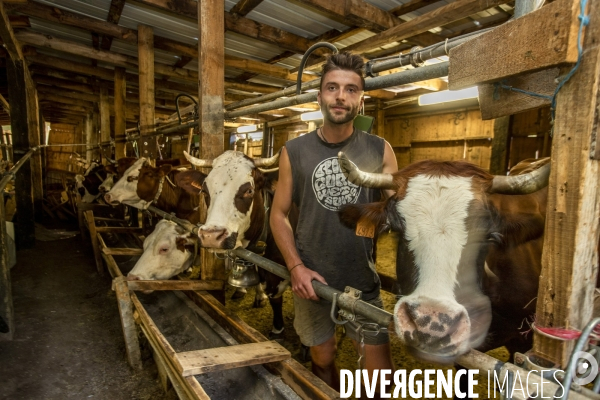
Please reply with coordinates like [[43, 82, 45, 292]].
[[312, 157, 361, 211]]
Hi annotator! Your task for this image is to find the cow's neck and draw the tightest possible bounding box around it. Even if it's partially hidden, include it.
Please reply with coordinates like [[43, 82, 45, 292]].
[[244, 189, 266, 247], [154, 174, 200, 224]]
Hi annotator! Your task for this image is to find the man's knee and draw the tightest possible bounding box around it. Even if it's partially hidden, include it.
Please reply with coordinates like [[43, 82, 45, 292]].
[[310, 336, 337, 366]]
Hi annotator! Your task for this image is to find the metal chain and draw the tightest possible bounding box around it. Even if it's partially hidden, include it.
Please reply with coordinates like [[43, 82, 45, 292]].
[[356, 322, 387, 370]]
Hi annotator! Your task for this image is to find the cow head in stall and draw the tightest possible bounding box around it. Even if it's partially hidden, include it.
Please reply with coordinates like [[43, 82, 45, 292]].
[[127, 220, 196, 288], [336, 152, 551, 364], [183, 150, 279, 250], [75, 162, 115, 203]]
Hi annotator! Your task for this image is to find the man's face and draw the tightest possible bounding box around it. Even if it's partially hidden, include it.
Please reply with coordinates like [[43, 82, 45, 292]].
[[318, 69, 364, 125]]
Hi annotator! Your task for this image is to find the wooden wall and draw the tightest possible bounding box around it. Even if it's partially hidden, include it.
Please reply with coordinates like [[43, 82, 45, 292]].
[[384, 110, 495, 170], [508, 106, 552, 168], [46, 123, 84, 174]]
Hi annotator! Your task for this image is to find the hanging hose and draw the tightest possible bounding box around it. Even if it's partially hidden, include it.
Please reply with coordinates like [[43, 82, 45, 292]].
[[175, 93, 198, 125], [296, 42, 338, 96]]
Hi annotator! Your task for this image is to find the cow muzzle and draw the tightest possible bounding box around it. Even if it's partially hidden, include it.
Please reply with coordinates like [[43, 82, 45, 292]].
[[126, 274, 153, 294], [198, 227, 238, 249], [103, 193, 120, 206], [394, 296, 471, 364]]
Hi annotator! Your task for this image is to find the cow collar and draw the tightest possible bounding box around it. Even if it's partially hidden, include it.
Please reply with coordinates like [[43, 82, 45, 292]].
[[152, 174, 176, 204]]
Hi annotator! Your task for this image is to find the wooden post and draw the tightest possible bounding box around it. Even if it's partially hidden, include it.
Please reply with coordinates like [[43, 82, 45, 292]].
[[114, 67, 126, 159], [138, 24, 156, 159], [261, 123, 270, 157], [84, 210, 104, 276], [114, 276, 143, 371], [533, 0, 600, 367], [198, 0, 226, 302], [489, 116, 510, 174], [25, 69, 43, 222], [84, 112, 94, 163], [6, 59, 35, 249], [99, 83, 111, 162], [0, 125, 6, 161], [375, 99, 385, 137], [0, 196, 14, 340]]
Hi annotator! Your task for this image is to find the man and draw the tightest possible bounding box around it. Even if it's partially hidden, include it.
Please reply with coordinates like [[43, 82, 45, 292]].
[[270, 52, 398, 394]]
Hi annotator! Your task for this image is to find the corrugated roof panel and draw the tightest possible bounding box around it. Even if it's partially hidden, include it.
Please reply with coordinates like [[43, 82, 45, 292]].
[[35, 0, 110, 20], [28, 19, 94, 46], [35, 47, 99, 66], [225, 32, 285, 61], [335, 30, 376, 49], [110, 39, 184, 66], [120, 3, 199, 46], [249, 0, 349, 38], [363, 0, 406, 11]]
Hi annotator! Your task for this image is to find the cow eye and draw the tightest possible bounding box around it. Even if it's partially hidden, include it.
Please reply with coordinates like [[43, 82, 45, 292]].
[[245, 188, 254, 196], [159, 247, 169, 254]]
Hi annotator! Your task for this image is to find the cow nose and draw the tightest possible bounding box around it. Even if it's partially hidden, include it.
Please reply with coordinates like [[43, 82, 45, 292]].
[[126, 274, 141, 281], [198, 228, 228, 248], [104, 193, 118, 205], [394, 297, 471, 362]]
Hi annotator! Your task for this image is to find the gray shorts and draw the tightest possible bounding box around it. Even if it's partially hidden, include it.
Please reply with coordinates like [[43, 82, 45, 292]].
[[293, 293, 390, 347]]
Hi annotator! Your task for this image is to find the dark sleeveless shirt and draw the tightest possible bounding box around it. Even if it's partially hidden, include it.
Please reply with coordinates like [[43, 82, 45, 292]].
[[285, 129, 384, 300]]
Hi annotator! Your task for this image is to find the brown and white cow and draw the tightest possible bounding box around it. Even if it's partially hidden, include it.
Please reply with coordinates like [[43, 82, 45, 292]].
[[183, 150, 297, 339], [75, 162, 116, 203], [336, 152, 551, 364], [104, 158, 204, 224]]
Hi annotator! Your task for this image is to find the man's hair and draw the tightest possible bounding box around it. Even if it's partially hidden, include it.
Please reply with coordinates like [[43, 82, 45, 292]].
[[320, 52, 365, 91]]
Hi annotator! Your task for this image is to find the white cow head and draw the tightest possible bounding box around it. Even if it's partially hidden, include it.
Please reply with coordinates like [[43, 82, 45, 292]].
[[103, 158, 149, 208], [184, 150, 279, 251], [75, 174, 98, 203], [127, 220, 196, 283]]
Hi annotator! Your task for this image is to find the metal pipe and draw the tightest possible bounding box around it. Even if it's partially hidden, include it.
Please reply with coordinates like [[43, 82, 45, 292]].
[[232, 248, 392, 327], [225, 80, 321, 111], [0, 147, 37, 191], [367, 31, 488, 75], [146, 205, 200, 236], [226, 62, 449, 119]]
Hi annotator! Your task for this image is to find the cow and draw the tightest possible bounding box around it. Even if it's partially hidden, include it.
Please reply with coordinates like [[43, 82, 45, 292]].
[[182, 150, 297, 340], [75, 162, 115, 203], [336, 151, 552, 364], [127, 219, 197, 288], [103, 158, 204, 224]]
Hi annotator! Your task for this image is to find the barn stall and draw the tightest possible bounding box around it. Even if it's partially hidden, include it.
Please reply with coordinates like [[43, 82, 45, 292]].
[[0, 0, 598, 398]]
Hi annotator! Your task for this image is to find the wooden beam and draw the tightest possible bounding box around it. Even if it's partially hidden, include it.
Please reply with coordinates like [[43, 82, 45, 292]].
[[230, 0, 265, 16], [448, 0, 580, 90], [138, 24, 157, 158], [126, 280, 225, 291], [489, 116, 510, 175], [101, 0, 126, 50], [344, 0, 507, 54], [114, 67, 126, 158], [0, 94, 9, 115], [0, 1, 23, 61], [0, 188, 13, 340], [533, 0, 600, 367], [99, 83, 111, 158], [114, 276, 143, 371], [389, 0, 441, 16], [6, 60, 35, 248], [294, 0, 401, 32], [478, 68, 558, 120], [198, 0, 227, 300], [33, 74, 95, 94], [175, 341, 290, 376]]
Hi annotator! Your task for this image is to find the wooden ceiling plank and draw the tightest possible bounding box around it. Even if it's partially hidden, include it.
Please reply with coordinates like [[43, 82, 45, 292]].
[[101, 0, 127, 50], [344, 0, 507, 54], [230, 0, 265, 16], [389, 0, 441, 16]]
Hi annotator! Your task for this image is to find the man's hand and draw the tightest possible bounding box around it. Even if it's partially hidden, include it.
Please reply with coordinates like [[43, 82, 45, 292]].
[[291, 265, 327, 300]]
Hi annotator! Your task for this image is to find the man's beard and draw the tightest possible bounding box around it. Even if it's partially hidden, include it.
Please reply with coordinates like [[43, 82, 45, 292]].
[[322, 102, 360, 125]]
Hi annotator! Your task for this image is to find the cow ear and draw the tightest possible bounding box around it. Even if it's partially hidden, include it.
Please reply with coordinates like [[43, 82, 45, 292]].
[[251, 169, 265, 190], [159, 164, 172, 176], [175, 170, 206, 195], [105, 164, 116, 174], [176, 234, 196, 252]]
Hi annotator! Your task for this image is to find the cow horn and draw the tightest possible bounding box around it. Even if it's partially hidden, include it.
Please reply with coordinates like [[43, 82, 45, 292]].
[[106, 157, 117, 164], [258, 167, 279, 174], [490, 162, 551, 194], [183, 151, 213, 168], [253, 151, 280, 168], [337, 152, 396, 189]]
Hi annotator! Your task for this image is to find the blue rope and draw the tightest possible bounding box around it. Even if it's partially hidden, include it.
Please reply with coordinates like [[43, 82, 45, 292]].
[[493, 0, 590, 129]]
